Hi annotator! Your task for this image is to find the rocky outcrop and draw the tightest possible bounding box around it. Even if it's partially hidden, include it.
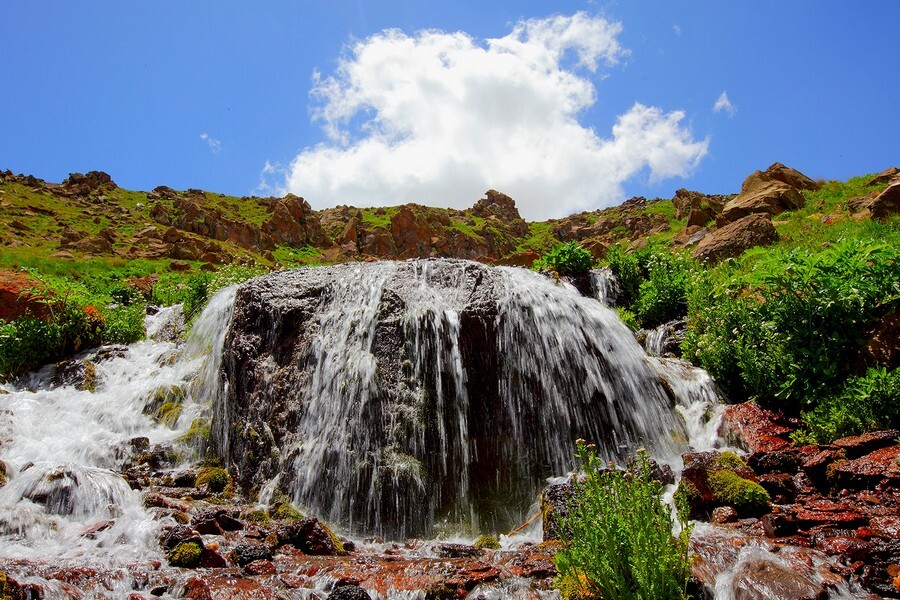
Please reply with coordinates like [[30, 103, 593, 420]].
[[721, 168, 807, 223], [472, 189, 529, 237], [59, 171, 117, 197], [219, 259, 679, 538], [261, 194, 332, 249], [869, 180, 900, 220], [692, 213, 778, 264], [865, 166, 899, 187], [762, 162, 820, 192]]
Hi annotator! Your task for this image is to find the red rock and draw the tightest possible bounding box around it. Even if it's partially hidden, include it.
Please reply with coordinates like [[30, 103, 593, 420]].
[[721, 403, 792, 453], [762, 512, 798, 538], [244, 559, 276, 575], [712, 506, 740, 524], [794, 508, 865, 527], [833, 430, 900, 459], [830, 446, 900, 489], [815, 536, 872, 561], [495, 251, 540, 268], [758, 473, 796, 503], [199, 549, 229, 569], [730, 557, 827, 600], [694, 213, 779, 264], [869, 516, 900, 538], [0, 269, 53, 321]]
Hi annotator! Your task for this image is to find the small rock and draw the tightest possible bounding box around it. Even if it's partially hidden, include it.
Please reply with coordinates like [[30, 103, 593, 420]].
[[228, 541, 273, 567], [711, 506, 739, 524], [243, 559, 276, 576], [327, 585, 373, 600]]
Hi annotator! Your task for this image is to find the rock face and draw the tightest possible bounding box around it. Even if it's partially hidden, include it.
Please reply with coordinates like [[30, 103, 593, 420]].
[[692, 213, 778, 264], [218, 259, 685, 539], [869, 180, 900, 220], [721, 171, 806, 223]]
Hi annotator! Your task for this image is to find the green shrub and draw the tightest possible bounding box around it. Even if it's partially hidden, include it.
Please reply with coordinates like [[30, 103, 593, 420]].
[[633, 250, 691, 328], [554, 442, 692, 600], [534, 242, 593, 276], [196, 467, 229, 492], [683, 238, 899, 408], [606, 245, 642, 306], [167, 541, 202, 568], [0, 318, 61, 381], [615, 308, 639, 332], [101, 302, 146, 344], [796, 367, 900, 443], [708, 470, 770, 512]]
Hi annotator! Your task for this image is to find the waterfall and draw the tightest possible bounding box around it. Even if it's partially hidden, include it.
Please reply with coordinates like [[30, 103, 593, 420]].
[[0, 288, 236, 564], [219, 259, 717, 538]]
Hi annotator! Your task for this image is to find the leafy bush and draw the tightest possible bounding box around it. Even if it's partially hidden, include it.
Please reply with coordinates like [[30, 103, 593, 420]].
[[633, 251, 691, 329], [683, 238, 899, 408], [534, 242, 594, 276], [0, 318, 61, 380], [101, 302, 146, 344], [554, 442, 692, 600], [796, 368, 900, 443], [606, 245, 642, 306]]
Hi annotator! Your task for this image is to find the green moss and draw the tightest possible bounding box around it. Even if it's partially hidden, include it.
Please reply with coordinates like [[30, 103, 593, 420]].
[[154, 402, 183, 427], [708, 470, 770, 511], [714, 451, 748, 471], [177, 418, 211, 444], [474, 534, 500, 550], [271, 502, 303, 521], [321, 521, 346, 554], [195, 467, 229, 492], [245, 509, 271, 523], [554, 571, 593, 600], [167, 541, 202, 568]]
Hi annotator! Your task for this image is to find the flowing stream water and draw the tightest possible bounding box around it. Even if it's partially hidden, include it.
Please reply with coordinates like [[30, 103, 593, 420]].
[[0, 261, 734, 597]]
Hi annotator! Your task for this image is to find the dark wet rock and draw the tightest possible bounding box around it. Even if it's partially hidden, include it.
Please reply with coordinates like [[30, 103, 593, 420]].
[[327, 585, 373, 600], [53, 359, 100, 392], [192, 507, 244, 533], [721, 403, 793, 454], [693, 213, 778, 264], [160, 524, 203, 550], [228, 541, 273, 567], [762, 512, 799, 538], [220, 259, 677, 538], [711, 506, 739, 524], [829, 446, 900, 490], [435, 543, 483, 559], [243, 559, 276, 575], [276, 517, 342, 555], [757, 473, 796, 504], [833, 430, 900, 459], [729, 557, 827, 600], [541, 481, 573, 541]]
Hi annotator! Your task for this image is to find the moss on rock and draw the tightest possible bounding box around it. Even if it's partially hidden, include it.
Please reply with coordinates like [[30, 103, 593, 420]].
[[474, 534, 500, 550], [196, 467, 229, 492], [167, 541, 202, 568], [708, 470, 771, 512]]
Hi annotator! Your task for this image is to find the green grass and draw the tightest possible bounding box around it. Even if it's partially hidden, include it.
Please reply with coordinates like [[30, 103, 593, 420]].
[[516, 221, 561, 254], [358, 206, 399, 229]]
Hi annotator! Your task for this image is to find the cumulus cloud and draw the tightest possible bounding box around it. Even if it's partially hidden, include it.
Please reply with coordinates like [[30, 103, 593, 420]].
[[713, 91, 736, 117], [283, 12, 709, 219], [200, 132, 222, 153], [673, 24, 681, 36]]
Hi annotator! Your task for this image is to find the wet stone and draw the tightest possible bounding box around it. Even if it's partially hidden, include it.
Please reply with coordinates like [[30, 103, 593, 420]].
[[327, 585, 373, 600], [229, 541, 273, 567]]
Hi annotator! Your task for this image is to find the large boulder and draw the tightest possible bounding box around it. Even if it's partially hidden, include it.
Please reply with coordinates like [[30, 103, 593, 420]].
[[869, 181, 900, 220], [471, 190, 529, 236], [218, 259, 683, 538], [721, 173, 805, 223], [761, 162, 820, 191], [692, 213, 778, 264]]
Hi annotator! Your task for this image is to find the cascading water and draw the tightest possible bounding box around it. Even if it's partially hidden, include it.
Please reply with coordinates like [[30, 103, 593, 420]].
[[218, 259, 718, 539], [0, 289, 235, 570]]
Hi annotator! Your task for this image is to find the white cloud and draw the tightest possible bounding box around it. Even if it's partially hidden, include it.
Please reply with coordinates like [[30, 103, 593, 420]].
[[283, 13, 709, 219], [200, 132, 222, 153], [713, 91, 736, 117], [673, 24, 681, 36]]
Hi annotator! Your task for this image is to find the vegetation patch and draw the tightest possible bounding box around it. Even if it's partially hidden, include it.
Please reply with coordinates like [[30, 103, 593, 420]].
[[554, 442, 692, 600], [533, 241, 593, 276], [196, 467, 229, 492], [167, 541, 202, 568]]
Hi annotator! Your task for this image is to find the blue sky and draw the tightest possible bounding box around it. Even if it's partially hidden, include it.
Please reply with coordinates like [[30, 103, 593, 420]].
[[1, 1, 897, 219]]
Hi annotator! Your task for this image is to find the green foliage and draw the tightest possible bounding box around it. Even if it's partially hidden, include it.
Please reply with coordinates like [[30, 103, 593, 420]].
[[534, 241, 593, 276], [101, 302, 146, 344], [0, 318, 61, 381], [245, 509, 271, 523], [683, 238, 899, 407], [474, 534, 500, 550], [615, 308, 639, 332], [196, 467, 229, 492], [554, 442, 692, 600], [167, 541, 202, 568], [633, 250, 691, 329], [708, 470, 770, 512], [606, 245, 692, 328], [796, 368, 900, 443], [606, 245, 642, 306]]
